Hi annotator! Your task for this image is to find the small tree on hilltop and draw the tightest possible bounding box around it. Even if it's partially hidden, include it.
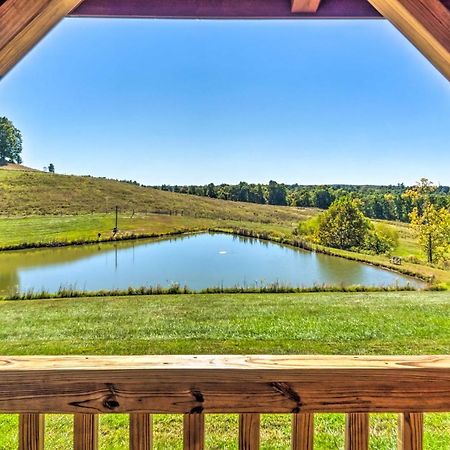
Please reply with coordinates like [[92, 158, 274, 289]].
[[0, 117, 23, 165], [48, 163, 55, 173], [315, 197, 371, 250]]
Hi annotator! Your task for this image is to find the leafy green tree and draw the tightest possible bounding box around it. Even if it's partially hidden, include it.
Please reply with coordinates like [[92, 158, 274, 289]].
[[410, 203, 450, 264], [0, 117, 23, 165], [406, 179, 450, 264], [267, 180, 287, 205], [48, 163, 55, 173], [315, 197, 371, 250]]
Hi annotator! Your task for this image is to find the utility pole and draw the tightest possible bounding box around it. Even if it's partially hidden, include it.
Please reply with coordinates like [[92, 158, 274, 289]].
[[113, 206, 119, 235]]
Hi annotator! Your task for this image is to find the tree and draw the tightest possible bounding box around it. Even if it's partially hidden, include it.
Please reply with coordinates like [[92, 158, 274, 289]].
[[0, 117, 23, 165], [315, 197, 371, 250], [406, 178, 450, 264], [48, 163, 55, 173], [410, 203, 450, 264], [267, 180, 287, 206]]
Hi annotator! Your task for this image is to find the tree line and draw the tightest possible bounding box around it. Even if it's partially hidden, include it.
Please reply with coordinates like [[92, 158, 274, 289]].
[[156, 181, 450, 222]]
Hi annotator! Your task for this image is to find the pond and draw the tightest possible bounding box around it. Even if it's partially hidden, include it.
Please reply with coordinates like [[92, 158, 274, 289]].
[[0, 232, 424, 295]]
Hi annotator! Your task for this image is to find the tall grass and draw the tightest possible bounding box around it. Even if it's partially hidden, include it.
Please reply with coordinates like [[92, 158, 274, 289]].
[[3, 281, 430, 301]]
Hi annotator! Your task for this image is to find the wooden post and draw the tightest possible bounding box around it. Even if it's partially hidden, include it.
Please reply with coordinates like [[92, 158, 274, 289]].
[[130, 413, 152, 450], [19, 413, 44, 450], [183, 413, 204, 450], [239, 413, 260, 450], [398, 413, 423, 450], [74, 414, 99, 450], [292, 413, 314, 450], [345, 413, 369, 450]]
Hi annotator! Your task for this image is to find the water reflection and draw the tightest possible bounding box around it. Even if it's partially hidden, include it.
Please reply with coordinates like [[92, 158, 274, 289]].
[[0, 232, 424, 295]]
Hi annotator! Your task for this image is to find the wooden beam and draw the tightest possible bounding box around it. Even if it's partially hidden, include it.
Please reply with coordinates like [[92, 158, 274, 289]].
[[0, 0, 85, 78], [71, 0, 382, 19], [368, 0, 450, 81], [292, 0, 321, 14], [0, 356, 450, 414]]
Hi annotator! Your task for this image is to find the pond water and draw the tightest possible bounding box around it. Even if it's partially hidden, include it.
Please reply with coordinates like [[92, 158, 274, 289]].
[[0, 233, 424, 295]]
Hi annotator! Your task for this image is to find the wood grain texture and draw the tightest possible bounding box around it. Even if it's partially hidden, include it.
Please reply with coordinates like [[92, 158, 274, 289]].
[[292, 413, 314, 450], [19, 413, 44, 450], [239, 413, 260, 450], [0, 0, 84, 77], [291, 0, 321, 13], [130, 413, 152, 450], [0, 356, 450, 414], [398, 413, 423, 450], [345, 413, 369, 450], [184, 413, 204, 450], [368, 0, 450, 81], [74, 414, 98, 450]]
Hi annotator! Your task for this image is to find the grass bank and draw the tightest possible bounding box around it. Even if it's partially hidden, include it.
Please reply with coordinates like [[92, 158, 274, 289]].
[[0, 291, 449, 449]]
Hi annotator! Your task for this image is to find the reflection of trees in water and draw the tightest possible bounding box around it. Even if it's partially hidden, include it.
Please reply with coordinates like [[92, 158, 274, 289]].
[[0, 271, 19, 295], [233, 235, 269, 247]]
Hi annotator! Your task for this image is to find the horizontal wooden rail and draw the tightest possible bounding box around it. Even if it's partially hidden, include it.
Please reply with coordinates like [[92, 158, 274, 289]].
[[0, 355, 449, 449], [0, 355, 450, 414]]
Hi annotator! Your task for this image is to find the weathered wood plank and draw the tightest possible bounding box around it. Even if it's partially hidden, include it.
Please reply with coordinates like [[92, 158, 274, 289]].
[[345, 413, 369, 450], [398, 413, 423, 450], [19, 413, 44, 450], [130, 413, 152, 450], [368, 0, 450, 81], [70, 0, 382, 19], [74, 413, 98, 450], [0, 356, 450, 414], [292, 413, 314, 450], [239, 413, 260, 450], [291, 0, 321, 14], [183, 413, 204, 450], [0, 0, 84, 78]]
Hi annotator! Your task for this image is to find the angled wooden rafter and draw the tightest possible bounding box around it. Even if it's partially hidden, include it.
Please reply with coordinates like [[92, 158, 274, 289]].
[[368, 0, 450, 81], [0, 0, 85, 78], [291, 0, 322, 14]]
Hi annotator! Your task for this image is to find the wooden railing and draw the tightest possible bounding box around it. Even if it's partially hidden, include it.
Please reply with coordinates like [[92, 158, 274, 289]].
[[1, 355, 450, 449]]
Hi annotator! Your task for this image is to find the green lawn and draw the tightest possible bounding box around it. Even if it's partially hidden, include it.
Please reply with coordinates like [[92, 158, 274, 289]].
[[1, 291, 450, 355], [0, 292, 449, 449]]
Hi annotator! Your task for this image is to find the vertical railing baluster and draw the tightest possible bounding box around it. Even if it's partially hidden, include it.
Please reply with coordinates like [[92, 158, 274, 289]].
[[239, 413, 260, 450], [183, 413, 205, 450], [398, 413, 423, 450], [292, 413, 314, 450], [130, 413, 153, 450], [19, 413, 44, 450], [345, 413, 369, 450], [74, 413, 99, 450]]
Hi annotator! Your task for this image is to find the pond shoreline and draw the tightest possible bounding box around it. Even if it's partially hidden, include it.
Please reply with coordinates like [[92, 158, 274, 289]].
[[0, 228, 434, 294], [209, 227, 435, 287]]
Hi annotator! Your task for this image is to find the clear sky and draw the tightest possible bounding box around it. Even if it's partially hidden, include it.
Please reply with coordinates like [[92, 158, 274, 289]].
[[0, 18, 449, 186]]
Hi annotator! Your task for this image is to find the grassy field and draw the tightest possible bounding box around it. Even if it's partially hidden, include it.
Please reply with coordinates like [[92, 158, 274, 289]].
[[0, 291, 449, 448]]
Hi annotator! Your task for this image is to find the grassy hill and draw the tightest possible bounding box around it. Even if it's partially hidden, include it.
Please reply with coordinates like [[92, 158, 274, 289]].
[[0, 169, 315, 222], [0, 169, 316, 249]]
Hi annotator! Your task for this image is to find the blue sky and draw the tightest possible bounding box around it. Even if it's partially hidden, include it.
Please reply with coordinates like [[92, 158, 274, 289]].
[[0, 18, 449, 186]]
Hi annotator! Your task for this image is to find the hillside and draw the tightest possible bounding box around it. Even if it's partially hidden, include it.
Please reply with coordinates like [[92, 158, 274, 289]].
[[0, 163, 40, 172], [0, 170, 316, 223]]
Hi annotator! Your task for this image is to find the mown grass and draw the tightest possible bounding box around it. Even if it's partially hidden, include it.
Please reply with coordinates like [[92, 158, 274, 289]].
[[0, 291, 449, 448], [1, 291, 449, 355]]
